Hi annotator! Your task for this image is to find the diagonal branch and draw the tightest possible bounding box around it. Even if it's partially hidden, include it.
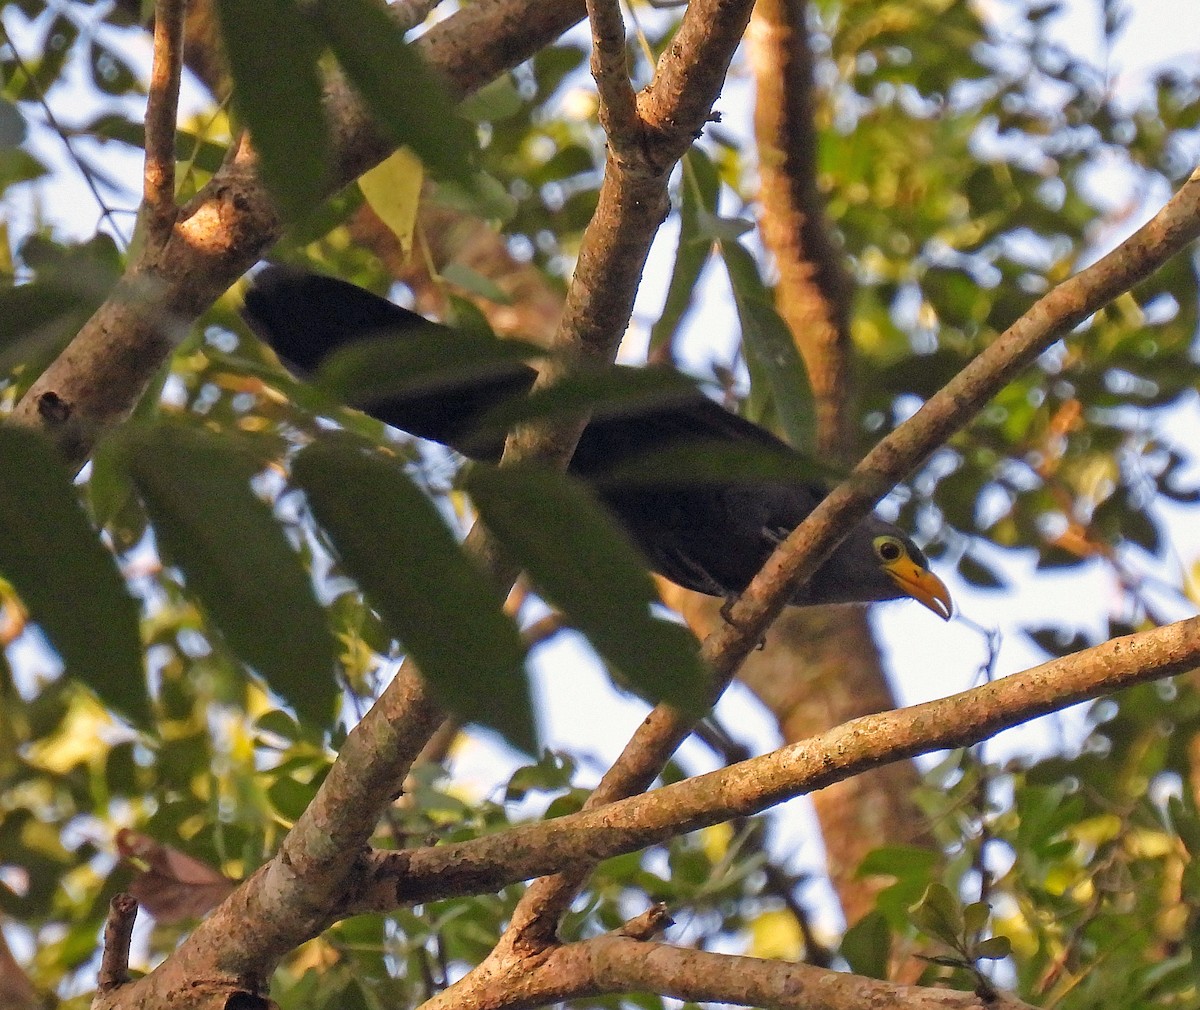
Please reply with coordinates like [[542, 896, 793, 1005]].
[[467, 0, 759, 961], [586, 937, 1036, 1010], [348, 612, 1200, 911], [416, 923, 1036, 1010], [708, 163, 1200, 679]]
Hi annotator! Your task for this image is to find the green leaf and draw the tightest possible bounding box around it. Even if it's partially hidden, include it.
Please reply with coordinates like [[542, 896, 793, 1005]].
[[974, 935, 1011, 960], [962, 899, 990, 939], [291, 435, 534, 752], [473, 365, 702, 443], [314, 325, 540, 407], [840, 909, 891, 979], [0, 98, 26, 148], [457, 74, 523, 124], [0, 427, 145, 723], [1024, 626, 1090, 659], [721, 240, 816, 450], [466, 463, 708, 716], [857, 844, 939, 879], [909, 881, 964, 947], [309, 0, 476, 186], [215, 0, 328, 221], [957, 552, 1007, 589], [440, 263, 512, 305], [115, 421, 338, 726], [649, 149, 719, 355], [696, 210, 754, 241], [596, 438, 840, 491], [268, 773, 320, 821], [434, 171, 519, 223]]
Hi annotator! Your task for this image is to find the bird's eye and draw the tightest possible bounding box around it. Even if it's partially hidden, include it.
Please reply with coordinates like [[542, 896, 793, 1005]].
[[874, 537, 904, 563]]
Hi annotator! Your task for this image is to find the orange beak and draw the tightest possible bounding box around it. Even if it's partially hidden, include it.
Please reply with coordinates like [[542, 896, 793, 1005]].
[[884, 556, 953, 620]]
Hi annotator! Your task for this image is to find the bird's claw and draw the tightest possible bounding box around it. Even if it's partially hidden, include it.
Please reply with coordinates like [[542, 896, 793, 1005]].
[[719, 593, 767, 649], [761, 524, 791, 546]]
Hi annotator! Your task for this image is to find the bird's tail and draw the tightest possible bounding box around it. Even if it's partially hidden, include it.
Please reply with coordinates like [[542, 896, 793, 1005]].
[[241, 266, 534, 460]]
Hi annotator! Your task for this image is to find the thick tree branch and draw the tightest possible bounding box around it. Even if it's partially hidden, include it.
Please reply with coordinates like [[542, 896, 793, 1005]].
[[585, 938, 1035, 1010], [636, 0, 755, 167], [355, 613, 1200, 910], [416, 928, 1035, 1010], [143, 0, 187, 242]]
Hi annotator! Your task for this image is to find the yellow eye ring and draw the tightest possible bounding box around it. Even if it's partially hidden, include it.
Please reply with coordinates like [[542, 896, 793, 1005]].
[[873, 536, 905, 563]]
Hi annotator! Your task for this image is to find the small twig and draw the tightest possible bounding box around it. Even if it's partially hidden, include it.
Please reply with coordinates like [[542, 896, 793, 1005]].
[[761, 861, 835, 968], [586, 0, 643, 156], [522, 611, 568, 648], [691, 715, 752, 765], [98, 893, 139, 991], [143, 0, 188, 241], [617, 903, 674, 940]]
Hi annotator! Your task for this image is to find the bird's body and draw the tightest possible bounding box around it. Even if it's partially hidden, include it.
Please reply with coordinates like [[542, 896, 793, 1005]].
[[243, 267, 951, 619]]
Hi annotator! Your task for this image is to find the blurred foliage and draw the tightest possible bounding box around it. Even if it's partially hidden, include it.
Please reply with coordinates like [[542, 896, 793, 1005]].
[[0, 0, 1199, 1006]]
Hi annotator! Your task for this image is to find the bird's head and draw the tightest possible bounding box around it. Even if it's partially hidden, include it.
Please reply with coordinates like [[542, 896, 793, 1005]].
[[808, 516, 952, 620]]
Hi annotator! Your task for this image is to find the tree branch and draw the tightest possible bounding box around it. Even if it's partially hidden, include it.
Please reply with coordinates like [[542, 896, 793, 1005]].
[[143, 0, 187, 242], [354, 613, 1200, 910], [466, 0, 759, 958], [97, 894, 138, 992], [586, 0, 641, 157], [416, 931, 1036, 1010], [585, 938, 1036, 1010]]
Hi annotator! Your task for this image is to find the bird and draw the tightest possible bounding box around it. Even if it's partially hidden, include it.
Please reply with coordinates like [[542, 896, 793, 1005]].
[[242, 266, 952, 620]]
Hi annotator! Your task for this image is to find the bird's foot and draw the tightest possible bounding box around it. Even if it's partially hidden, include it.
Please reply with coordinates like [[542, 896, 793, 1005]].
[[718, 592, 741, 624], [761, 524, 792, 546], [719, 594, 767, 649]]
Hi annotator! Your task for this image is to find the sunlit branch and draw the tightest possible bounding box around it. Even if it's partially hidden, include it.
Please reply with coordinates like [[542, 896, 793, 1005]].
[[143, 0, 187, 241]]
